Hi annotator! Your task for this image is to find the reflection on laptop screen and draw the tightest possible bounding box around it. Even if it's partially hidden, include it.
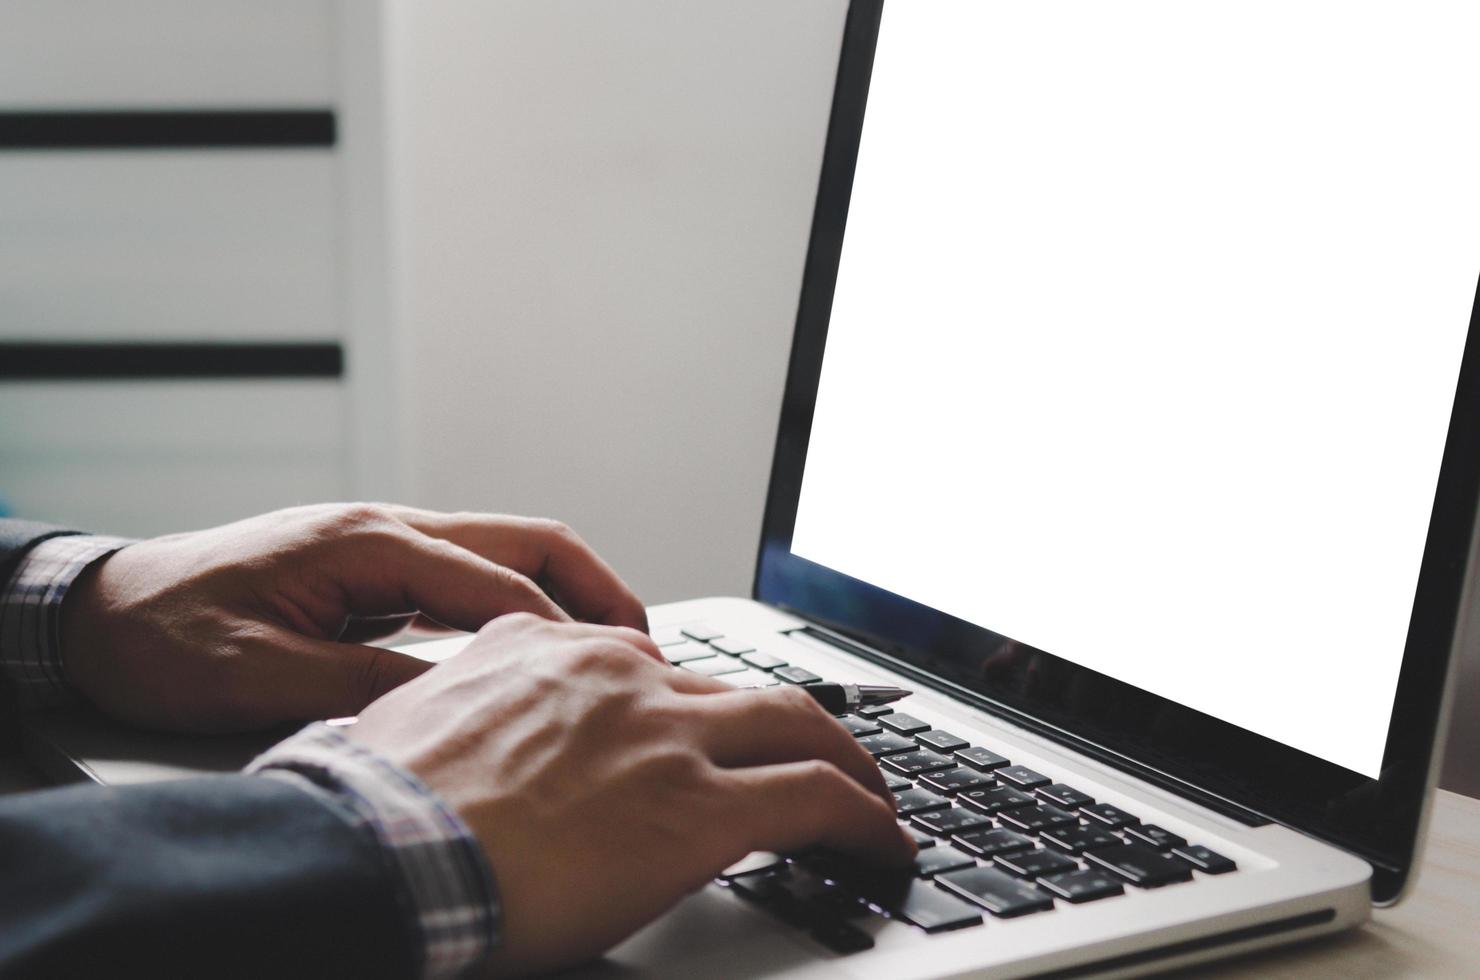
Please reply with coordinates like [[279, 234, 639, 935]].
[[791, 1, 1480, 778]]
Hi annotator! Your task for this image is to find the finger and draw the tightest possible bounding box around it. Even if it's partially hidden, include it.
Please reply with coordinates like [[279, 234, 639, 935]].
[[690, 686, 892, 804], [481, 618, 667, 665], [337, 528, 571, 631], [661, 666, 737, 695], [248, 629, 434, 719], [388, 509, 648, 630], [720, 761, 915, 867]]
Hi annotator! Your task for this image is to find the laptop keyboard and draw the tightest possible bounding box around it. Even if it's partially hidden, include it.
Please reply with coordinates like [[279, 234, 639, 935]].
[[658, 624, 1239, 954]]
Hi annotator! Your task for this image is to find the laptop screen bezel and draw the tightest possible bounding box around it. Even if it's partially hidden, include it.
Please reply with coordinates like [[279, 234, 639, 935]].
[[753, 0, 1480, 904]]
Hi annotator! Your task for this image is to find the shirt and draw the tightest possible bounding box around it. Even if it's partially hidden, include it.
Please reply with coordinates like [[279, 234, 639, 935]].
[[0, 534, 499, 979]]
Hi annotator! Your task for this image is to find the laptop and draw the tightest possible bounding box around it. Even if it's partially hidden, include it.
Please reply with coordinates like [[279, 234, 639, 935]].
[[24, 0, 1480, 975]]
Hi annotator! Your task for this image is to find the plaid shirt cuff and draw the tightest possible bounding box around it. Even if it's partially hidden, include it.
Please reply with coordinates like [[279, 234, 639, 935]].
[[0, 534, 134, 710], [248, 723, 501, 979]]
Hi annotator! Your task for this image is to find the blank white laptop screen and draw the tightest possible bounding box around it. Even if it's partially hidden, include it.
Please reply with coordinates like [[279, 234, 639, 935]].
[[791, 1, 1480, 778]]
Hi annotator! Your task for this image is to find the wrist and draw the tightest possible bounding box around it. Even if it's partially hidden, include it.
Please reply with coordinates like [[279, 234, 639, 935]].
[[55, 547, 118, 698], [0, 534, 132, 710], [249, 723, 502, 979]]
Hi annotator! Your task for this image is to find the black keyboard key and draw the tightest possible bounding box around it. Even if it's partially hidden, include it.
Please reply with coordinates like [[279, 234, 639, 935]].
[[727, 870, 808, 924], [893, 787, 951, 816], [740, 650, 787, 671], [914, 729, 969, 753], [665, 642, 719, 664], [728, 868, 850, 929], [811, 917, 876, 953], [1085, 844, 1194, 888], [680, 623, 724, 642], [997, 804, 1078, 835], [856, 732, 917, 757], [903, 824, 937, 849], [683, 656, 747, 676], [914, 845, 976, 877], [996, 765, 1050, 790], [838, 714, 883, 737], [952, 828, 1035, 859], [1037, 869, 1125, 904], [954, 747, 1010, 771], [884, 773, 912, 793], [1036, 783, 1094, 809], [809, 917, 875, 954], [1041, 825, 1121, 855], [880, 881, 984, 932], [807, 857, 984, 933], [911, 806, 993, 836], [1172, 844, 1237, 874], [881, 749, 958, 776], [1123, 824, 1186, 852], [958, 785, 1036, 816], [774, 666, 822, 685], [728, 868, 878, 955], [857, 704, 895, 718], [1080, 803, 1140, 829], [886, 884, 985, 932], [919, 766, 996, 795], [994, 847, 1078, 880], [936, 866, 1055, 918], [878, 713, 931, 735], [718, 851, 786, 880]]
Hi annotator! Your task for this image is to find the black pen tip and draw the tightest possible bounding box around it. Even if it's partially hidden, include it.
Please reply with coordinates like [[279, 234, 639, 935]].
[[857, 684, 913, 705]]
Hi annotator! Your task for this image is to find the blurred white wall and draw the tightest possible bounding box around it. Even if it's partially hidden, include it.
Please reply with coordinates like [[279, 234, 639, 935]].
[[386, 0, 848, 602]]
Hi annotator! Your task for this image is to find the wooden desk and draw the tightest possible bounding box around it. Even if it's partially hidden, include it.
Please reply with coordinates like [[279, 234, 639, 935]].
[[1, 751, 1475, 976]]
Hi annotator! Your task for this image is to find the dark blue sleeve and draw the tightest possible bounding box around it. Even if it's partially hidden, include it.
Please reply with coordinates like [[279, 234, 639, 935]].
[[0, 774, 417, 979]]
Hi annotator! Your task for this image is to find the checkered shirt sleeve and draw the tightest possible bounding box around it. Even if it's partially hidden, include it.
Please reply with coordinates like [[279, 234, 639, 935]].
[[0, 534, 133, 710], [0, 536, 501, 977], [249, 723, 501, 979]]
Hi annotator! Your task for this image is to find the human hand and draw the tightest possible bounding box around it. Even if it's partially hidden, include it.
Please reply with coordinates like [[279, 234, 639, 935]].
[[59, 503, 649, 732], [348, 613, 915, 976]]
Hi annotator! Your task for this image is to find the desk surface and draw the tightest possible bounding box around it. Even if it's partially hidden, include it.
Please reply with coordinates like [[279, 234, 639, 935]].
[[0, 752, 1474, 976]]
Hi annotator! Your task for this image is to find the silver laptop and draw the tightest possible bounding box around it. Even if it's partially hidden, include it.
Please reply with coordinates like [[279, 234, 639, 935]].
[[26, 1, 1480, 975]]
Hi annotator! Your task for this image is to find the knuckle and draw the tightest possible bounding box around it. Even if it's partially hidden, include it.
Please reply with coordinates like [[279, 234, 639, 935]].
[[777, 683, 826, 717], [476, 610, 545, 640], [647, 748, 710, 787], [568, 636, 647, 673], [610, 625, 647, 645], [319, 503, 406, 549], [532, 517, 579, 543], [492, 563, 543, 598], [802, 758, 847, 787], [610, 625, 659, 653], [333, 502, 392, 529]]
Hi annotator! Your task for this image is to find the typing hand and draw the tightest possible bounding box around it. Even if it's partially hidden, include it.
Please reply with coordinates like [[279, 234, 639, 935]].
[[349, 613, 917, 976], [59, 503, 650, 731]]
